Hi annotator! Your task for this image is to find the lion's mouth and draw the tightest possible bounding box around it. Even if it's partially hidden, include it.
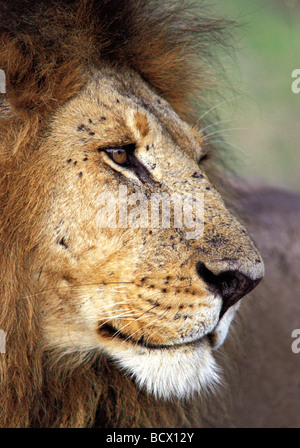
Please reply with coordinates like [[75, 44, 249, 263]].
[[98, 322, 214, 349]]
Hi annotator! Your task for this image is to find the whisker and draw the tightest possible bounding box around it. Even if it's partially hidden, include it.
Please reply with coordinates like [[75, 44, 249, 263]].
[[143, 307, 171, 345], [113, 304, 159, 342], [17, 281, 135, 301], [197, 94, 248, 123], [207, 139, 248, 156], [199, 118, 241, 134], [202, 127, 248, 141], [98, 312, 137, 330], [121, 304, 160, 342]]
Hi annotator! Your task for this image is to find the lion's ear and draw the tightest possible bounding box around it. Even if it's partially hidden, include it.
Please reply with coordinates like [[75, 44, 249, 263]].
[[0, 35, 43, 160], [0, 32, 85, 160], [0, 36, 41, 117], [0, 34, 84, 118]]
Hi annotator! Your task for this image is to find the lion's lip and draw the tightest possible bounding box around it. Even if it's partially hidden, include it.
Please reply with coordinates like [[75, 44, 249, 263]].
[[98, 322, 212, 349]]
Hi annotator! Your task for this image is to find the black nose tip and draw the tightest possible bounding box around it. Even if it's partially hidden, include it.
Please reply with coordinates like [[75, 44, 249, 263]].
[[196, 261, 262, 318]]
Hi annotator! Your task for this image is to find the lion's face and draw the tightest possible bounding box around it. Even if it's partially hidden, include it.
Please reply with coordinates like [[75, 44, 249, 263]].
[[29, 66, 264, 399]]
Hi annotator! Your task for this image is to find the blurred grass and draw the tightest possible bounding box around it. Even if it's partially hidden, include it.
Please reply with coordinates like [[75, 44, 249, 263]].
[[206, 0, 300, 190]]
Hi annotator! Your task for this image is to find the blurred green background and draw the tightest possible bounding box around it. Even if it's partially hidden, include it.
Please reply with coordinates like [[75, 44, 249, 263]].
[[207, 0, 300, 191]]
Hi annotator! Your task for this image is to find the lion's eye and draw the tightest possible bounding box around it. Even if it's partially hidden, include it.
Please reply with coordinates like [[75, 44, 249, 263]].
[[100, 143, 151, 182], [105, 148, 128, 165], [198, 151, 210, 164]]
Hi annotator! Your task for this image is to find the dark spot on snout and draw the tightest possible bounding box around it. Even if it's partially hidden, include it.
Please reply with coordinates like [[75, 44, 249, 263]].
[[58, 237, 69, 250], [192, 171, 204, 179], [77, 124, 95, 135]]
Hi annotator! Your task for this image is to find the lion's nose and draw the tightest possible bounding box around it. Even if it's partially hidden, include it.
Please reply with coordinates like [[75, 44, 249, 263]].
[[196, 260, 264, 318]]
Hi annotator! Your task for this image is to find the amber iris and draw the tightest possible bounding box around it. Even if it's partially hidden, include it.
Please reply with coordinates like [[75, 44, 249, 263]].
[[106, 148, 128, 165]]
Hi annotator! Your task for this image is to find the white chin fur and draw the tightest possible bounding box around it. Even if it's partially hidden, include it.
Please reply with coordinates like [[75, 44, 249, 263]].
[[108, 340, 221, 400]]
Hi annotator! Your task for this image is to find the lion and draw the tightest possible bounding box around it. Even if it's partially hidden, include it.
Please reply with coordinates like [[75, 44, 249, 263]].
[[0, 0, 299, 428]]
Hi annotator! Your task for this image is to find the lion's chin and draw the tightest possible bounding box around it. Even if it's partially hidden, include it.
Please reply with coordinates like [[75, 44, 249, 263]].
[[106, 338, 221, 400], [97, 306, 240, 400]]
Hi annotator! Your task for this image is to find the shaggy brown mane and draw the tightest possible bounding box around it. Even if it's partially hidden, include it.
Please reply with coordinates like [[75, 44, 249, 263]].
[[1, 0, 227, 113], [0, 0, 232, 428], [0, 0, 228, 157]]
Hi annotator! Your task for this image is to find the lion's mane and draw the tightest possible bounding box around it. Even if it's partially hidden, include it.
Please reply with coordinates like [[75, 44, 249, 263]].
[[0, 0, 230, 427]]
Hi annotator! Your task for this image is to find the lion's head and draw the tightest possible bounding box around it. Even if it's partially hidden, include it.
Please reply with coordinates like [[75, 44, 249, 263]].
[[36, 66, 264, 399], [0, 0, 264, 427]]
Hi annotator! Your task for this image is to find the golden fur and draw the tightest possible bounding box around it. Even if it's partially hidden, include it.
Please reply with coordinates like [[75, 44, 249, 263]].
[[3, 0, 295, 428]]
